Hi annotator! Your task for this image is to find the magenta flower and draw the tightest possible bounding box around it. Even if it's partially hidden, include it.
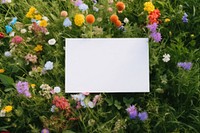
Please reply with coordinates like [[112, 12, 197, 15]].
[[11, 36, 23, 44], [41, 128, 49, 133]]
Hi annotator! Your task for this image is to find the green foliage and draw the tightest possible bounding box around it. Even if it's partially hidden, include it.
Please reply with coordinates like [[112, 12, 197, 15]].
[[0, 0, 200, 132]]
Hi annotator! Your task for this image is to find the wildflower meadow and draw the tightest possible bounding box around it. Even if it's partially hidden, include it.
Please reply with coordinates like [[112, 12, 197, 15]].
[[0, 0, 200, 132]]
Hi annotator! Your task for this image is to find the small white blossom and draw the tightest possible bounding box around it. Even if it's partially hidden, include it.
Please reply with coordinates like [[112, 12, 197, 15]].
[[48, 38, 56, 45], [123, 18, 129, 23], [71, 93, 85, 101], [54, 86, 61, 93], [2, 0, 11, 3], [50, 105, 56, 112], [162, 53, 170, 62], [20, 28, 27, 34], [44, 61, 54, 70], [9, 31, 15, 37], [42, 16, 49, 21], [28, 25, 32, 31], [45, 32, 49, 35], [87, 101, 95, 108], [0, 110, 5, 117], [4, 51, 12, 57]]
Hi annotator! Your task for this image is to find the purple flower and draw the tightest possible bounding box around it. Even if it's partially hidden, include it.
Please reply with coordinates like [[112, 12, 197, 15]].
[[182, 13, 188, 23], [92, 0, 97, 4], [138, 111, 148, 121], [78, 3, 88, 11], [177, 62, 192, 70], [74, 0, 83, 6], [16, 81, 31, 97], [150, 32, 162, 42], [126, 105, 138, 119], [146, 23, 158, 33], [41, 128, 49, 133]]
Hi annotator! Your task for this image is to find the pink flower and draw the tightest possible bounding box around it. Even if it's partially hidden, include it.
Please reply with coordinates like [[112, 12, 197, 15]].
[[93, 94, 101, 105], [25, 54, 37, 63], [108, 7, 113, 12], [11, 36, 23, 44], [82, 92, 90, 95], [52, 96, 70, 110]]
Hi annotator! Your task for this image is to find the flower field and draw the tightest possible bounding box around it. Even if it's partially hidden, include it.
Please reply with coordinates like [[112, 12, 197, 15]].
[[0, 0, 200, 132]]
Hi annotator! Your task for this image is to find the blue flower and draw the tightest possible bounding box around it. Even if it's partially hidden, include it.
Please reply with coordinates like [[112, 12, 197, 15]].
[[63, 17, 72, 27], [182, 13, 188, 23], [9, 17, 17, 25], [79, 3, 88, 11], [177, 62, 192, 70], [5, 25, 13, 34], [138, 111, 148, 121]]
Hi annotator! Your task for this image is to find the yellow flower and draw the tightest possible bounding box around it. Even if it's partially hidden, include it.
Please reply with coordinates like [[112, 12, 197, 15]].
[[26, 12, 34, 18], [29, 7, 36, 14], [34, 44, 43, 52], [3, 106, 13, 113], [31, 84, 36, 89], [74, 14, 85, 27], [144, 2, 155, 14], [34, 14, 42, 20], [165, 18, 171, 23], [0, 69, 5, 73], [39, 20, 48, 27]]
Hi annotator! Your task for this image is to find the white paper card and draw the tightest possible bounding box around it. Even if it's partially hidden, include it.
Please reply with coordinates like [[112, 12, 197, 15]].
[[65, 38, 149, 93]]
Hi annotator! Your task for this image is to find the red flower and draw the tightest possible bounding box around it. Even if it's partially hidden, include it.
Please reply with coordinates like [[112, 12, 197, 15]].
[[148, 9, 161, 24], [52, 96, 70, 110], [0, 32, 5, 39]]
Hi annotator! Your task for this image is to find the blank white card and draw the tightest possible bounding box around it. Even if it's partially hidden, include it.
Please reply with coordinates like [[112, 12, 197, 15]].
[[65, 38, 149, 93]]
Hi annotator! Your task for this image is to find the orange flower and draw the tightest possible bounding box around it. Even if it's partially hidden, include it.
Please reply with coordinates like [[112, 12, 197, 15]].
[[116, 2, 125, 11], [86, 14, 95, 24], [148, 9, 161, 24], [110, 14, 119, 23], [114, 20, 122, 27]]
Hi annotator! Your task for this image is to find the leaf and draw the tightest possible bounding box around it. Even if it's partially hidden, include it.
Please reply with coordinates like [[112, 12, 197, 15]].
[[123, 97, 134, 106], [4, 87, 14, 92], [0, 74, 14, 87], [114, 100, 122, 110], [105, 96, 113, 106]]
